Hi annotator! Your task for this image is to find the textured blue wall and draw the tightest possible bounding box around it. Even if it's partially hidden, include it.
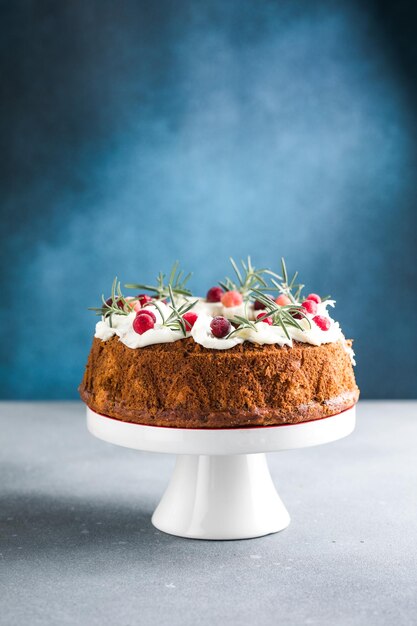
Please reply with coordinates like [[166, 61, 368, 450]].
[[1, 1, 417, 399]]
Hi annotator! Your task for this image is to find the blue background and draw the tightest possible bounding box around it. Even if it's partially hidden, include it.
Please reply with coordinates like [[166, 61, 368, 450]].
[[1, 0, 417, 399]]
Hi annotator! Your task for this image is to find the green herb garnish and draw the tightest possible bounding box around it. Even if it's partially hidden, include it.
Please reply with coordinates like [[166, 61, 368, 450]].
[[151, 285, 198, 336], [219, 256, 270, 297], [125, 261, 192, 299], [88, 277, 132, 327]]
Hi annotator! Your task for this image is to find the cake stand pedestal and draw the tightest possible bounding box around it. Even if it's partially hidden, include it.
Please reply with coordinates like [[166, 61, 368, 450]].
[[86, 406, 355, 540]]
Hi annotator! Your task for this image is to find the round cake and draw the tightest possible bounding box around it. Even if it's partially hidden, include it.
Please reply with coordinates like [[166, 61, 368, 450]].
[[79, 259, 359, 428]]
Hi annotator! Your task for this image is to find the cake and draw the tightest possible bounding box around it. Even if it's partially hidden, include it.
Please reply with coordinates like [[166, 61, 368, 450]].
[[79, 258, 359, 428]]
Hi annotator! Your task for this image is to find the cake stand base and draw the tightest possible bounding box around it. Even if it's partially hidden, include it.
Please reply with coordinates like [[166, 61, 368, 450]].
[[152, 453, 290, 540], [86, 406, 355, 540]]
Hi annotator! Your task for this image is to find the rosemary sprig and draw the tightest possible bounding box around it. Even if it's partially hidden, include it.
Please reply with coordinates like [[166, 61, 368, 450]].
[[251, 289, 311, 340], [219, 256, 269, 297], [88, 277, 132, 327], [261, 258, 305, 303], [226, 315, 258, 339], [151, 285, 198, 337], [125, 261, 193, 299]]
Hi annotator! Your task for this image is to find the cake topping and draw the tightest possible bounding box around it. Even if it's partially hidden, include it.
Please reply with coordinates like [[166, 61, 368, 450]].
[[133, 313, 155, 335], [136, 294, 153, 308], [206, 286, 224, 302], [313, 315, 331, 331], [300, 299, 318, 315], [254, 294, 273, 310], [307, 293, 321, 304], [90, 257, 354, 363], [221, 290, 244, 308], [182, 311, 198, 331], [257, 313, 273, 325], [136, 309, 157, 323], [274, 294, 292, 306], [210, 316, 232, 338]]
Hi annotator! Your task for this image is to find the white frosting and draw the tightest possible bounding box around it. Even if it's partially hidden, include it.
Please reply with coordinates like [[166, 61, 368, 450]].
[[93, 296, 355, 364], [236, 321, 293, 347], [191, 313, 244, 350]]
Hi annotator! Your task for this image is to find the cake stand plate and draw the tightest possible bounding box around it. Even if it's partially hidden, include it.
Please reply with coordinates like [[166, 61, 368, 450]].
[[86, 406, 355, 540]]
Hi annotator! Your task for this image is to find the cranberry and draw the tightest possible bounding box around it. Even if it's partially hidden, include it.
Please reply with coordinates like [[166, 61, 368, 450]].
[[136, 309, 157, 323], [254, 294, 273, 310], [301, 299, 318, 315], [137, 294, 153, 307], [275, 294, 292, 306], [221, 290, 243, 308], [210, 316, 231, 338], [105, 297, 125, 310], [133, 313, 155, 335], [206, 286, 224, 303], [257, 313, 272, 325], [307, 293, 321, 304], [183, 311, 198, 331], [313, 315, 331, 331]]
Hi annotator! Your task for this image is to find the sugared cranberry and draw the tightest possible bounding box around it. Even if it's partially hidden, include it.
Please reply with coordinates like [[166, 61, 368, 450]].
[[210, 316, 231, 338], [257, 313, 272, 325], [136, 309, 157, 323], [136, 294, 153, 308], [133, 313, 155, 334], [307, 293, 321, 304], [254, 294, 273, 310], [221, 290, 243, 308], [313, 315, 331, 331], [183, 311, 198, 331], [206, 286, 224, 303], [301, 299, 318, 315], [275, 294, 292, 306]]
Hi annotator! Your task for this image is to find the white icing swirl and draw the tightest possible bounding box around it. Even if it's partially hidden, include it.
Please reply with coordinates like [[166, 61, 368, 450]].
[[191, 313, 244, 350], [93, 296, 356, 364]]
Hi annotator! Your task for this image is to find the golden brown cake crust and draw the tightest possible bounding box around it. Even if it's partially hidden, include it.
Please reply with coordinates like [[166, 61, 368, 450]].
[[79, 336, 359, 428]]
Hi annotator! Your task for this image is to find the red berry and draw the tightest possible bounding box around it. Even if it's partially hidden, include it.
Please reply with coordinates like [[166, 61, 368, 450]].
[[254, 294, 273, 310], [313, 315, 331, 331], [210, 316, 231, 338], [136, 309, 157, 323], [275, 294, 292, 306], [182, 311, 198, 331], [221, 290, 243, 308], [137, 294, 153, 307], [257, 313, 272, 325], [105, 297, 125, 310], [133, 313, 155, 334], [301, 299, 318, 315], [206, 286, 224, 303], [307, 293, 321, 304]]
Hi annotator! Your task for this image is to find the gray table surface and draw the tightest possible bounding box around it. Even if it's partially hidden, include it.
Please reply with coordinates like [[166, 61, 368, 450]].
[[1, 401, 416, 626]]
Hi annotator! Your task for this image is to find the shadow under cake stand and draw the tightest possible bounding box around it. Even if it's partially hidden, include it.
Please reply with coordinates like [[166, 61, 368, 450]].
[[86, 406, 355, 540]]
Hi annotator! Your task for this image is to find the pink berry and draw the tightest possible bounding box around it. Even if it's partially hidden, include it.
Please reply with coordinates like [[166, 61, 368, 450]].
[[137, 294, 153, 307], [210, 316, 231, 338], [275, 294, 292, 306], [221, 290, 243, 308], [183, 311, 198, 331], [307, 293, 321, 304], [313, 315, 331, 331], [133, 313, 155, 334], [257, 313, 272, 325], [301, 299, 318, 315], [206, 286, 224, 303], [136, 309, 157, 323], [254, 294, 273, 310], [133, 301, 142, 313]]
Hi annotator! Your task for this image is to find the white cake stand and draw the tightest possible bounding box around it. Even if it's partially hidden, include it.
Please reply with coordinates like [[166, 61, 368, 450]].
[[86, 406, 355, 540]]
